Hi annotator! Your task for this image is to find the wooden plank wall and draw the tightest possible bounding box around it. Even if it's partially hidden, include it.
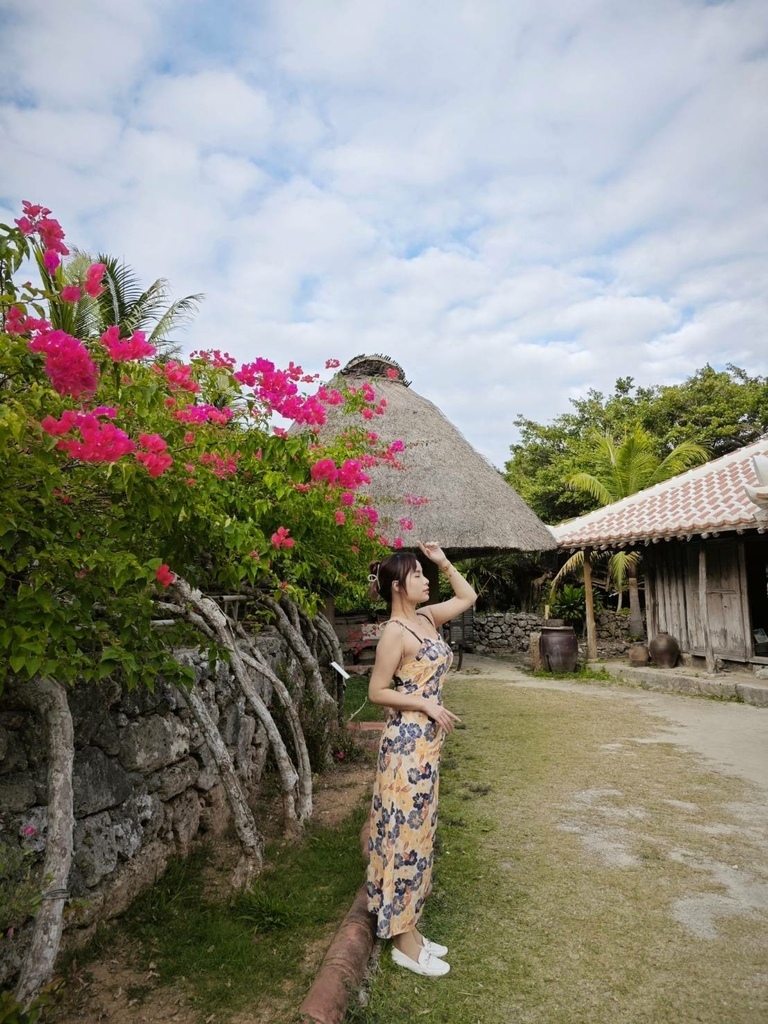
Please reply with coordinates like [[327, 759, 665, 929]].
[[645, 539, 749, 661], [646, 543, 694, 651]]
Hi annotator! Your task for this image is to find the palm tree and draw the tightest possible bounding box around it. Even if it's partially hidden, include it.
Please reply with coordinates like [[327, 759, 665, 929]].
[[44, 250, 203, 356], [554, 425, 708, 638]]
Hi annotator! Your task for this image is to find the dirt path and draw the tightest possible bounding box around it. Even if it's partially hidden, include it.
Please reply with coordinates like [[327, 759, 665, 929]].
[[361, 661, 768, 1024]]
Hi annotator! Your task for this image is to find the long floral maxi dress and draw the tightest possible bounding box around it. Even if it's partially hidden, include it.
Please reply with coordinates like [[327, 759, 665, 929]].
[[366, 623, 453, 939]]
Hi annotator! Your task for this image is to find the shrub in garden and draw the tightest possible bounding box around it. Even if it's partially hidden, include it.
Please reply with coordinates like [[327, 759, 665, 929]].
[[0, 202, 413, 1004]]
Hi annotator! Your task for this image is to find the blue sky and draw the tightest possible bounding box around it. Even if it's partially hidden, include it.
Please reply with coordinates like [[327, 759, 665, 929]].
[[2, 0, 767, 468]]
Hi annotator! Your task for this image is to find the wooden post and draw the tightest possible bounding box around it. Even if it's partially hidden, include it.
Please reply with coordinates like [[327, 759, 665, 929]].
[[583, 548, 598, 662], [698, 545, 716, 673]]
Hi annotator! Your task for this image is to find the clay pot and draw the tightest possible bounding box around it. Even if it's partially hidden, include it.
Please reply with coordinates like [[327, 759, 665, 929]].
[[627, 642, 650, 666], [648, 631, 680, 668], [539, 626, 579, 673]]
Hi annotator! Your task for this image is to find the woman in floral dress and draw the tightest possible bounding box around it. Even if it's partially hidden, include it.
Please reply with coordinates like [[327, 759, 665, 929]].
[[366, 541, 477, 977]]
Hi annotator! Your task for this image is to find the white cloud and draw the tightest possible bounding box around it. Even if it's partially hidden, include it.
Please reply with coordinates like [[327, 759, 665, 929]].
[[2, 0, 768, 473], [139, 71, 273, 154]]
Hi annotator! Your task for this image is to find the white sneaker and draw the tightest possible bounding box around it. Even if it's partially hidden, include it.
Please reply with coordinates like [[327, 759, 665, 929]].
[[391, 945, 450, 977], [422, 937, 449, 958]]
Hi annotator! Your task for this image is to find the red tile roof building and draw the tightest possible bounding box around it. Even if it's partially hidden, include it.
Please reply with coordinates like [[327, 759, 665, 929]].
[[552, 436, 768, 550]]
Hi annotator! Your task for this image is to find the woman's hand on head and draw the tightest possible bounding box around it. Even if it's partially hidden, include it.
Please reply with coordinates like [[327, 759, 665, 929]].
[[417, 540, 448, 568], [424, 699, 461, 733]]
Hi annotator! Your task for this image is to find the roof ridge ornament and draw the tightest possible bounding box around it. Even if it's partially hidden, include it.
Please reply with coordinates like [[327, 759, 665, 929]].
[[341, 354, 410, 386], [744, 454, 768, 518]]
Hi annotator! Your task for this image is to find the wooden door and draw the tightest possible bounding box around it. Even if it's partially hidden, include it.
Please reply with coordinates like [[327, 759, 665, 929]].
[[689, 541, 749, 660]]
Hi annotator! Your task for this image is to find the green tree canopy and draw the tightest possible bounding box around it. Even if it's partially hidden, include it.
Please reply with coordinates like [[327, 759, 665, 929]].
[[506, 366, 768, 523]]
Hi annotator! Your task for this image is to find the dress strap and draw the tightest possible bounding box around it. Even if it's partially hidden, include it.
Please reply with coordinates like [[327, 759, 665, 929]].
[[416, 611, 440, 637]]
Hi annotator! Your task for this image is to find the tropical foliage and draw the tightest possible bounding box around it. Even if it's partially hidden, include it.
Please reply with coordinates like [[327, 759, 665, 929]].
[[0, 203, 405, 694], [551, 425, 708, 636], [506, 369, 768, 524]]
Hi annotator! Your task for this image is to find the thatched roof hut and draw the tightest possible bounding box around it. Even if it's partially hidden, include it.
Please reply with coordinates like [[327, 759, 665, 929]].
[[321, 355, 555, 556]]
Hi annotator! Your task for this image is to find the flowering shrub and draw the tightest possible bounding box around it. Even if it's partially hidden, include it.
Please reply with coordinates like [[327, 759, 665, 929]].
[[0, 204, 406, 694]]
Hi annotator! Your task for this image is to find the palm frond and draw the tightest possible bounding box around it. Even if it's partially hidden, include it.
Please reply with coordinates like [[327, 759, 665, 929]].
[[567, 471, 614, 506], [147, 293, 204, 346], [550, 550, 586, 593], [607, 549, 640, 590], [647, 439, 709, 487]]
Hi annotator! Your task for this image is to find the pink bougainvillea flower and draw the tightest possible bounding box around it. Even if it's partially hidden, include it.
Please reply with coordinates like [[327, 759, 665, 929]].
[[361, 383, 376, 402], [138, 433, 168, 454], [60, 285, 81, 303], [323, 388, 343, 406], [155, 360, 200, 393], [386, 368, 399, 379], [37, 216, 68, 257], [392, 537, 404, 549], [29, 329, 99, 398], [15, 215, 34, 235], [5, 306, 28, 334], [45, 412, 135, 463], [84, 262, 106, 298], [22, 202, 49, 218], [249, 550, 260, 559], [6, 307, 49, 335], [335, 510, 346, 525], [22, 825, 37, 837], [338, 459, 371, 490], [295, 483, 311, 493], [340, 491, 355, 506], [190, 348, 237, 369], [135, 433, 173, 476], [40, 410, 79, 436], [100, 326, 156, 362], [184, 432, 195, 444], [310, 458, 338, 485], [325, 358, 340, 368], [390, 439, 405, 453], [43, 249, 61, 272], [155, 564, 176, 587], [271, 526, 295, 549], [199, 452, 240, 478], [398, 517, 414, 531], [174, 403, 233, 426], [136, 451, 173, 477], [361, 407, 374, 420]]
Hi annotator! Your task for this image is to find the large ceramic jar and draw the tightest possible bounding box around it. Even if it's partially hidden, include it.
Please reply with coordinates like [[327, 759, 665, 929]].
[[628, 642, 650, 666], [648, 631, 680, 668], [539, 626, 579, 673]]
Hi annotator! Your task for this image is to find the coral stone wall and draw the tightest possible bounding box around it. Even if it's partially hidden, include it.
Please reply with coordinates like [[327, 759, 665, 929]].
[[0, 631, 296, 987], [473, 611, 633, 659], [473, 612, 547, 654]]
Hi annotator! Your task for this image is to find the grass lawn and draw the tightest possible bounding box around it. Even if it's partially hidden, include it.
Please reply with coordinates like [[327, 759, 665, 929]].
[[343, 674, 386, 722], [353, 673, 768, 1024]]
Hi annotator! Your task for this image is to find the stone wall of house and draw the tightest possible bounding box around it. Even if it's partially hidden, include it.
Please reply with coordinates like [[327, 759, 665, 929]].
[[473, 612, 548, 653], [473, 610, 633, 659], [0, 630, 299, 987]]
